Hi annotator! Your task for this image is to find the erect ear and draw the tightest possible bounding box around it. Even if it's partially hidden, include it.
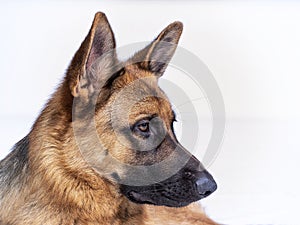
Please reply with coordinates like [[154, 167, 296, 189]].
[[130, 21, 183, 77], [67, 12, 117, 99]]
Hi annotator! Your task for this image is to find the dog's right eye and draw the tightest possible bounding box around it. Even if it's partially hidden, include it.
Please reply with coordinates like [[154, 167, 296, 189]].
[[133, 120, 151, 138], [137, 122, 149, 133]]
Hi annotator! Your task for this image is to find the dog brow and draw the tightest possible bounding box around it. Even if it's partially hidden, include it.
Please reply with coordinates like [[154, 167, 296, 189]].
[[134, 113, 158, 122]]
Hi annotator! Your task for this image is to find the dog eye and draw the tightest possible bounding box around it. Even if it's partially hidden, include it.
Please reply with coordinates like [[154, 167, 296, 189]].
[[137, 122, 149, 133], [132, 120, 151, 138]]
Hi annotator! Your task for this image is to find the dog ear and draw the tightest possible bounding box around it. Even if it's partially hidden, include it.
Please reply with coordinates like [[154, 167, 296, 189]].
[[67, 12, 117, 99], [130, 22, 183, 77]]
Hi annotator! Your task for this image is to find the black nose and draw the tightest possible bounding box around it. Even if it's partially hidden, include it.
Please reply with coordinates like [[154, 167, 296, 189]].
[[195, 171, 217, 197]]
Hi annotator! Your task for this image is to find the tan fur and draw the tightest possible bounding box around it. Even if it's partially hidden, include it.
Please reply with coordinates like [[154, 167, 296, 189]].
[[0, 12, 219, 225], [144, 204, 217, 225]]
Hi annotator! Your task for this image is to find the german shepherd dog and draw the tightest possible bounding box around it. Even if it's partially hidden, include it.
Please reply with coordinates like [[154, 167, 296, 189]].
[[0, 12, 218, 224]]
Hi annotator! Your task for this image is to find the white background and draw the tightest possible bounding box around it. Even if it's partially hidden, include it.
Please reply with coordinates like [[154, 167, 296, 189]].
[[1, 1, 300, 224]]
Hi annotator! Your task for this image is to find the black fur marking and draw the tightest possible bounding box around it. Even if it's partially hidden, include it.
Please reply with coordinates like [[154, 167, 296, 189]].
[[103, 67, 125, 88], [120, 143, 217, 207], [0, 136, 29, 188], [111, 172, 121, 182]]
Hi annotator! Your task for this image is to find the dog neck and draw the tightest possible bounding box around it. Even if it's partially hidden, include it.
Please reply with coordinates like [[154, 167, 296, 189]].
[[15, 85, 144, 223]]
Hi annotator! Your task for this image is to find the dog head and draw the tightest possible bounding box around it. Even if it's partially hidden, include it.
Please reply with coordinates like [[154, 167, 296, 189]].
[[68, 12, 217, 207]]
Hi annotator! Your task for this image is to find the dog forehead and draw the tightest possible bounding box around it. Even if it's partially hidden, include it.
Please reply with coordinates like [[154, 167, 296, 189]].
[[109, 67, 173, 120], [111, 65, 158, 93], [125, 64, 154, 78], [118, 65, 153, 84], [127, 93, 173, 122]]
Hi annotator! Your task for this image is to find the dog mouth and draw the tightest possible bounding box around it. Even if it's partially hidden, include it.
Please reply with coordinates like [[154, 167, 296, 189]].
[[120, 169, 217, 207], [122, 179, 216, 207], [119, 155, 217, 207], [126, 190, 192, 207]]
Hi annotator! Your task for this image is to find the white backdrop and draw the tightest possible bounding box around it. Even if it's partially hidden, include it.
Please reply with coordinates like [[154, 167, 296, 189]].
[[1, 1, 300, 224]]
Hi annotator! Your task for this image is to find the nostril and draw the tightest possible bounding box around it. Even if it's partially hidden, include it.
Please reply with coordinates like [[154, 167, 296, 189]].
[[195, 174, 217, 197], [196, 181, 216, 197], [203, 190, 212, 197]]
